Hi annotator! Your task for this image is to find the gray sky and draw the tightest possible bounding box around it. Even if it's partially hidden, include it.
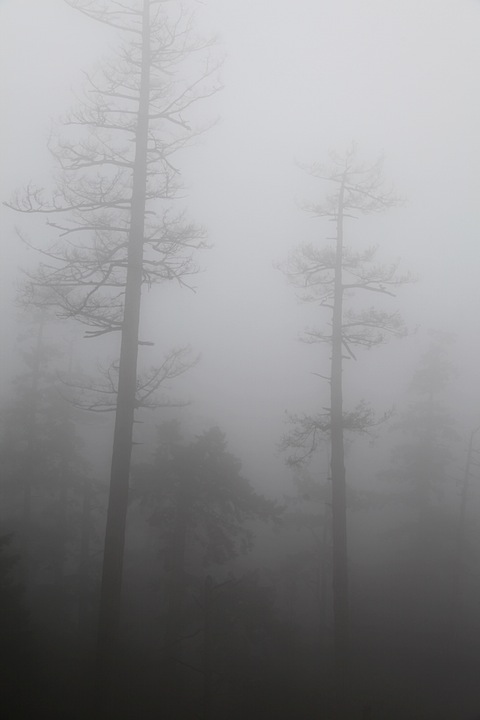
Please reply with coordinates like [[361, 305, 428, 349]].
[[1, 0, 479, 489]]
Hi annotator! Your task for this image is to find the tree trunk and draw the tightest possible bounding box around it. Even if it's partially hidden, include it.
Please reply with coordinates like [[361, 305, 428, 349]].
[[202, 575, 214, 720], [22, 316, 44, 585], [448, 428, 478, 651], [78, 478, 92, 639], [53, 442, 70, 593], [330, 176, 349, 715], [162, 490, 189, 712], [319, 496, 331, 640], [95, 0, 151, 703]]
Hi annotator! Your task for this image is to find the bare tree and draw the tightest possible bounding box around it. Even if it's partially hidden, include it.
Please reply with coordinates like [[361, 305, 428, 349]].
[[281, 145, 409, 716], [6, 0, 220, 704]]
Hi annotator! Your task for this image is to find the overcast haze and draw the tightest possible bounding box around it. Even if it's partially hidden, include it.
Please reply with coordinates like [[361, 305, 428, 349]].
[[2, 2, 480, 477], [1, 1, 480, 717], [0, 0, 480, 531]]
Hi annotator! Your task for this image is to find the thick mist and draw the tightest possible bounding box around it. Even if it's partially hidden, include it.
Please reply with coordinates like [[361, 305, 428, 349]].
[[1, 1, 480, 719]]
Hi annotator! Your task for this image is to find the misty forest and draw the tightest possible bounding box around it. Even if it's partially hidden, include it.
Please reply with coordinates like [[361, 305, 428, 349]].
[[1, 1, 480, 718]]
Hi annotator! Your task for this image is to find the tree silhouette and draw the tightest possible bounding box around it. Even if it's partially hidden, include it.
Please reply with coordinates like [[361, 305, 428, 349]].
[[282, 145, 409, 715], [6, 0, 220, 700], [133, 421, 274, 713]]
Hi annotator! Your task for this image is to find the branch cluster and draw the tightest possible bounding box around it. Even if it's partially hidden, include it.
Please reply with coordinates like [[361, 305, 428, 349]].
[[298, 143, 404, 219], [281, 146, 409, 463], [281, 400, 386, 467], [62, 345, 196, 412], [6, 0, 221, 335]]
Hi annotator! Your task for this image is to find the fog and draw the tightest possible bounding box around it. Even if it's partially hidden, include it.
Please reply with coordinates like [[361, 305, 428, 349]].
[[1, 1, 480, 718]]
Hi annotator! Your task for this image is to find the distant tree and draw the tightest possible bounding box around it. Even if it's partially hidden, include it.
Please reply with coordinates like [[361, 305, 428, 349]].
[[0, 315, 50, 544], [279, 469, 332, 639], [391, 333, 458, 525], [201, 572, 288, 719], [0, 315, 96, 640], [133, 421, 274, 711], [386, 334, 459, 632], [0, 533, 37, 717], [281, 145, 409, 714], [448, 424, 480, 654], [6, 0, 220, 696]]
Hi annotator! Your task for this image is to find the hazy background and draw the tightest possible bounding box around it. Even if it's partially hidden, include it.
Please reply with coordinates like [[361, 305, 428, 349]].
[[1, 0, 480, 492]]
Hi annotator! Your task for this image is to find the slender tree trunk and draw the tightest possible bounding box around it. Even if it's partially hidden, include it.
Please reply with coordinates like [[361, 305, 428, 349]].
[[416, 390, 435, 537], [330, 176, 349, 715], [53, 463, 68, 592], [284, 572, 298, 714], [78, 478, 92, 638], [448, 428, 478, 651], [319, 494, 331, 639], [163, 491, 189, 711], [53, 337, 76, 591], [202, 575, 214, 720], [22, 317, 44, 584], [24, 319, 44, 525], [95, 0, 151, 702]]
